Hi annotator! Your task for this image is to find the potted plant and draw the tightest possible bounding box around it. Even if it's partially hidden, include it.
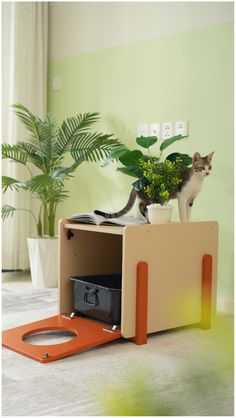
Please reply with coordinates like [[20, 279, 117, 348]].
[[103, 134, 192, 223], [140, 158, 182, 223], [2, 104, 124, 287]]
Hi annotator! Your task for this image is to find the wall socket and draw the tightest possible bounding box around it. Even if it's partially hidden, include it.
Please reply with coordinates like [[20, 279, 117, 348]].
[[137, 121, 189, 140], [161, 122, 174, 140], [174, 121, 188, 136], [149, 123, 161, 137]]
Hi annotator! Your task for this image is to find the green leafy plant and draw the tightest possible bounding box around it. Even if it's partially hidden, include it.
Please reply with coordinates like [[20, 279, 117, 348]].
[[2, 104, 124, 237], [104, 134, 192, 205], [140, 159, 183, 205]]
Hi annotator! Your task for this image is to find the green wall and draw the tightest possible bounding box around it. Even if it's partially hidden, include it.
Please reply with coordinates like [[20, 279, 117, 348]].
[[48, 22, 233, 304]]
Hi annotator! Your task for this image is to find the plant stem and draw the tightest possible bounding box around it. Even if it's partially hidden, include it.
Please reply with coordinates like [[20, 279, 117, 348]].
[[43, 204, 49, 235], [48, 202, 55, 237], [147, 147, 152, 161], [36, 206, 43, 236]]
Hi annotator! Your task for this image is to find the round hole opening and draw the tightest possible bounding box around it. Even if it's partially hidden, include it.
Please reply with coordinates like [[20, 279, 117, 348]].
[[23, 329, 76, 346]]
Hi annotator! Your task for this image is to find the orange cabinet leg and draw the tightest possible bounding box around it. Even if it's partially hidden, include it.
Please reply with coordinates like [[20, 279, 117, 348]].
[[135, 261, 148, 345], [201, 254, 213, 329]]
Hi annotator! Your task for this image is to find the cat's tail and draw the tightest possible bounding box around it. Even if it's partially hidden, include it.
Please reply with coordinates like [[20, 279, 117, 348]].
[[94, 189, 137, 219]]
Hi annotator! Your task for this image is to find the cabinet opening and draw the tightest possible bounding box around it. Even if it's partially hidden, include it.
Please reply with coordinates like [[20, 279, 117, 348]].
[[59, 229, 123, 318]]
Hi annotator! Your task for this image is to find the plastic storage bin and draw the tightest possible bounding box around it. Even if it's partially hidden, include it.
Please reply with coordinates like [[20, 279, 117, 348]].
[[70, 274, 122, 324]]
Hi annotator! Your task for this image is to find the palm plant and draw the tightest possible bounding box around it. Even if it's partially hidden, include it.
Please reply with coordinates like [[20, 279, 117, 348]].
[[2, 104, 124, 237]]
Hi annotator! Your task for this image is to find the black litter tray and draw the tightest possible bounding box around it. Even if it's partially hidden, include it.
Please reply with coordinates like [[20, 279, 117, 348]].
[[70, 274, 122, 325]]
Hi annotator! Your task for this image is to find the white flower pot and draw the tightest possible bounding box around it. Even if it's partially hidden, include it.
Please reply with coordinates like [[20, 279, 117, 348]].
[[27, 237, 58, 288], [147, 204, 174, 224]]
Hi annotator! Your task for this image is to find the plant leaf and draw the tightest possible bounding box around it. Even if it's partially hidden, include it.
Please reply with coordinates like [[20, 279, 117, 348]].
[[71, 132, 124, 162], [101, 147, 129, 167], [2, 143, 28, 165], [117, 166, 143, 178], [118, 150, 143, 167], [160, 135, 187, 152], [36, 113, 58, 163], [2, 176, 26, 193], [52, 161, 82, 181], [12, 103, 42, 140], [11, 105, 60, 173], [57, 113, 100, 156], [166, 153, 192, 167], [2, 205, 16, 220], [26, 175, 52, 193], [18, 142, 45, 170], [38, 185, 69, 205], [136, 136, 157, 149]]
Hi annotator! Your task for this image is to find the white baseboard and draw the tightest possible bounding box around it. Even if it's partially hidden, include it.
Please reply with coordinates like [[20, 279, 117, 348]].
[[217, 297, 234, 314]]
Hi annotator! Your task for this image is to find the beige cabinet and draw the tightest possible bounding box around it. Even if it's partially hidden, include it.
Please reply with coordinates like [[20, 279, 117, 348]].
[[3, 220, 218, 363], [59, 220, 218, 339]]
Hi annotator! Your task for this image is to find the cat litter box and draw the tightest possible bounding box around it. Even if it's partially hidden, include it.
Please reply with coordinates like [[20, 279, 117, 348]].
[[2, 221, 217, 363], [70, 274, 122, 325]]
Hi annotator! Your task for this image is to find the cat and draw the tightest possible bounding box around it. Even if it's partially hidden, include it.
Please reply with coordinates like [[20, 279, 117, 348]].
[[94, 152, 214, 223], [175, 151, 214, 222]]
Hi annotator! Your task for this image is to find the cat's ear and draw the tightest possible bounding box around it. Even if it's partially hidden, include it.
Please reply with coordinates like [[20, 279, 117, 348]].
[[207, 151, 214, 162], [193, 152, 201, 163]]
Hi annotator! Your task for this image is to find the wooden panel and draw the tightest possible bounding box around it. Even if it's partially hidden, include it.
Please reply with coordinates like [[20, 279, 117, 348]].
[[59, 220, 122, 315], [64, 222, 123, 236], [135, 261, 148, 345], [2, 314, 121, 363], [121, 222, 218, 338], [201, 254, 213, 329]]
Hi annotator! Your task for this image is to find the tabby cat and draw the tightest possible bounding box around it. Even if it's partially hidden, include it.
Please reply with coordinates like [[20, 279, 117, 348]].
[[94, 152, 214, 222]]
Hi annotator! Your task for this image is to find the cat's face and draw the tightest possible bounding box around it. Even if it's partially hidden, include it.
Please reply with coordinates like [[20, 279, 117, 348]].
[[192, 152, 214, 177]]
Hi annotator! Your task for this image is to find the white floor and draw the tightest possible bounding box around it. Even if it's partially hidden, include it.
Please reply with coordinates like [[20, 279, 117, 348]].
[[2, 272, 234, 416]]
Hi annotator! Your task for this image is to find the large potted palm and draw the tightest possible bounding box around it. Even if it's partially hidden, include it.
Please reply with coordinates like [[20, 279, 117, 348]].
[[2, 104, 124, 288]]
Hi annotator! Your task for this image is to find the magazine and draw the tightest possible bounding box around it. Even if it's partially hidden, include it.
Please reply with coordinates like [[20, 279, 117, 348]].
[[69, 212, 148, 226]]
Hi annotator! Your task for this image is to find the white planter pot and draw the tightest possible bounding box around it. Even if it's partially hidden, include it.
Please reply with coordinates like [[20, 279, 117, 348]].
[[27, 237, 58, 288], [147, 204, 174, 224]]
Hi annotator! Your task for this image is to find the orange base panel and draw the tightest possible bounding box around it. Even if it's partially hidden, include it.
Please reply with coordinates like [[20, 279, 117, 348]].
[[2, 254, 213, 363], [2, 314, 121, 363]]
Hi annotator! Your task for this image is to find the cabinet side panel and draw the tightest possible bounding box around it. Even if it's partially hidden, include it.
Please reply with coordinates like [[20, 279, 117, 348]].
[[121, 222, 218, 338], [59, 219, 78, 314]]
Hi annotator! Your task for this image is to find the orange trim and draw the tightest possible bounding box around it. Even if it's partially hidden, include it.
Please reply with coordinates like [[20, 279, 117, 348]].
[[2, 314, 121, 363], [135, 261, 148, 345], [201, 254, 213, 329]]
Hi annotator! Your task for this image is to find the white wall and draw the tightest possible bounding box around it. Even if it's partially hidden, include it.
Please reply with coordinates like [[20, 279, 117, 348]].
[[49, 2, 233, 60]]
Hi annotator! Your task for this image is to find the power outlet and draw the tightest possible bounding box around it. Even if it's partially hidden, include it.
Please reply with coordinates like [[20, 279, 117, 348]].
[[174, 121, 188, 136], [137, 123, 149, 137], [149, 123, 161, 138], [161, 122, 174, 140]]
